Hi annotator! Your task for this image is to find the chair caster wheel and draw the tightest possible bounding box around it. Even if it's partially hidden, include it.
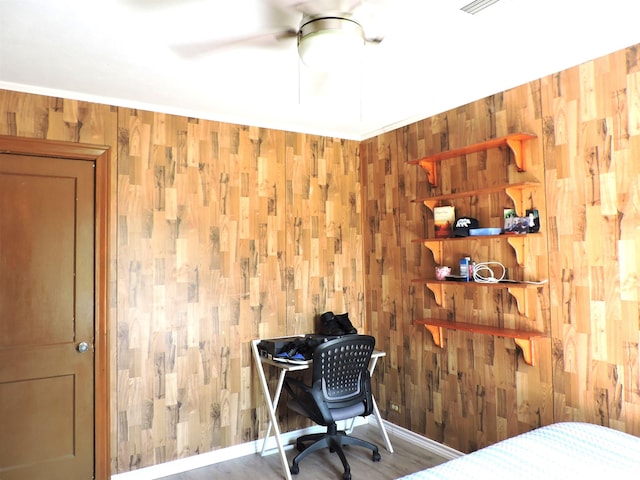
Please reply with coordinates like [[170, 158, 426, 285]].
[[342, 471, 351, 480], [373, 452, 381, 462], [290, 464, 299, 475]]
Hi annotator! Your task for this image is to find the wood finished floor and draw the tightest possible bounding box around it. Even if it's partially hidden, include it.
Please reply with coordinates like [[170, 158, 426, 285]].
[[158, 424, 450, 480]]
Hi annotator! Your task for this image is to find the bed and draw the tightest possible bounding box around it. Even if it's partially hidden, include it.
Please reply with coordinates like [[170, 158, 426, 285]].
[[398, 422, 640, 479]]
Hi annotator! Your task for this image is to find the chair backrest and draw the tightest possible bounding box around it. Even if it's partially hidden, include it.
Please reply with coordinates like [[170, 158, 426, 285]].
[[311, 335, 375, 411]]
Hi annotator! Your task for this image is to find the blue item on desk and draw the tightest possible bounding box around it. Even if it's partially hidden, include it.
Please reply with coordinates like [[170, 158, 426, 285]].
[[276, 349, 306, 361]]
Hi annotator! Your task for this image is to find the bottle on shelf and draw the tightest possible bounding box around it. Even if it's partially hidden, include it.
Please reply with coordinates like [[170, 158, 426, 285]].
[[459, 256, 471, 281]]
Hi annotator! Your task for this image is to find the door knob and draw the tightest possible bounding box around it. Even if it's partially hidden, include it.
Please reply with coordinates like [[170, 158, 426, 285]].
[[77, 342, 90, 353]]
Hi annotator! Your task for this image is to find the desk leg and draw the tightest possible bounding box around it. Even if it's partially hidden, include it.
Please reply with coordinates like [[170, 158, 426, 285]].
[[260, 369, 287, 455], [370, 395, 393, 453], [368, 356, 393, 453], [251, 341, 292, 480]]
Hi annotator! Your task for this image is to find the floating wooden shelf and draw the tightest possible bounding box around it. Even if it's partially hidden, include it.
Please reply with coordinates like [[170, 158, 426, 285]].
[[408, 133, 537, 186], [415, 317, 546, 366], [412, 233, 541, 267], [413, 181, 540, 217], [411, 278, 545, 317], [409, 132, 544, 366]]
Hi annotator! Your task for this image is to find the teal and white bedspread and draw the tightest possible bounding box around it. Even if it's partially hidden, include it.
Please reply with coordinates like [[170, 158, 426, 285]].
[[398, 422, 640, 479]]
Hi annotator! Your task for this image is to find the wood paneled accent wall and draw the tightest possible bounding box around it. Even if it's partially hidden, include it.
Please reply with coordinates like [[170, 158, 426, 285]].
[[541, 46, 640, 435], [1, 39, 640, 474], [361, 42, 640, 452], [114, 111, 363, 469], [361, 86, 553, 452], [0, 92, 363, 473]]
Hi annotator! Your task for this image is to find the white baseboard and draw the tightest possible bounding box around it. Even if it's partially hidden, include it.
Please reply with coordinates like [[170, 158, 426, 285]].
[[368, 417, 462, 461], [111, 418, 462, 479]]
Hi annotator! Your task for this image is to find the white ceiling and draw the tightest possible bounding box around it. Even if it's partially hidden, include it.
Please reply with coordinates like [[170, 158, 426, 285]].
[[2, 0, 640, 140]]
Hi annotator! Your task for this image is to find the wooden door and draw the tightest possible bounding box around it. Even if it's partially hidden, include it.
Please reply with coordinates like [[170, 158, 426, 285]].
[[0, 153, 95, 479]]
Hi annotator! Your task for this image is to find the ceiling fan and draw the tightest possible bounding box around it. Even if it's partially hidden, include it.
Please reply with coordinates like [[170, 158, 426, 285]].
[[172, 0, 387, 71]]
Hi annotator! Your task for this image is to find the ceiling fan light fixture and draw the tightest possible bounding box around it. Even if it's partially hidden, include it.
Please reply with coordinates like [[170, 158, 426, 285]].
[[298, 16, 365, 71]]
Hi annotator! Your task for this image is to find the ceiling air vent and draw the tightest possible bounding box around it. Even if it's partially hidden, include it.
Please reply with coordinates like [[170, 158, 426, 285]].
[[461, 0, 501, 15]]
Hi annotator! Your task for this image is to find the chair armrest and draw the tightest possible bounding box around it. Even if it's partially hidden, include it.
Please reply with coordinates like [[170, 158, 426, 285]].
[[284, 376, 312, 396], [361, 371, 373, 416], [285, 377, 334, 425]]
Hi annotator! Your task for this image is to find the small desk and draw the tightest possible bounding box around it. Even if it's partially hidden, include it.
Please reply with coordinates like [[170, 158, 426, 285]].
[[251, 337, 393, 480]]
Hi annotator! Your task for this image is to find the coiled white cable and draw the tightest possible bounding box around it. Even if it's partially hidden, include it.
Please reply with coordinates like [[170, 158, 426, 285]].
[[472, 261, 506, 283]]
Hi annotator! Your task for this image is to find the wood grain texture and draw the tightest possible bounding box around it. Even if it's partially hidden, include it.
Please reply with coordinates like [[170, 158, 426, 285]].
[[1, 39, 640, 475], [0, 92, 363, 473], [362, 84, 553, 452], [541, 45, 640, 436], [113, 113, 364, 469], [361, 42, 640, 454]]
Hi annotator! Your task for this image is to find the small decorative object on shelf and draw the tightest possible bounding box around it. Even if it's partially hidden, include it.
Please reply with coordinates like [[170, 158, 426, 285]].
[[452, 217, 479, 237], [503, 207, 516, 220], [469, 227, 502, 236], [433, 205, 455, 238], [435, 265, 451, 280], [503, 208, 529, 233], [459, 256, 471, 281], [526, 208, 540, 233], [504, 216, 529, 233]]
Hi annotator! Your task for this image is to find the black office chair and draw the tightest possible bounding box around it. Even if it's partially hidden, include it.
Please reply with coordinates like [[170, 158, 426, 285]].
[[284, 334, 380, 480]]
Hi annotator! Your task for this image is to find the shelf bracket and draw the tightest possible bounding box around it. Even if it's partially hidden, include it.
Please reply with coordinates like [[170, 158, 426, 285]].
[[424, 324, 444, 348], [419, 159, 437, 187], [422, 240, 443, 266], [505, 186, 525, 216], [425, 282, 443, 306], [422, 199, 438, 211], [506, 235, 525, 266], [514, 338, 536, 366], [505, 137, 527, 172], [507, 286, 528, 316]]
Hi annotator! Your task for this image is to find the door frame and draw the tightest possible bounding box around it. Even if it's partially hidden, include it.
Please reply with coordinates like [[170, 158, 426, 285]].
[[0, 135, 111, 479]]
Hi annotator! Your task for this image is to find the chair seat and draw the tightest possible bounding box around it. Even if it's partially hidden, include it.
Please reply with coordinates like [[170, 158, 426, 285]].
[[288, 398, 366, 422]]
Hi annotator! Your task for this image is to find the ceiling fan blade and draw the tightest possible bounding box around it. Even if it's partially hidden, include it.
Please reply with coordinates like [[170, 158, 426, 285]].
[[365, 35, 383, 44], [268, 0, 358, 16], [171, 28, 298, 58], [268, 0, 318, 15], [351, 0, 388, 43]]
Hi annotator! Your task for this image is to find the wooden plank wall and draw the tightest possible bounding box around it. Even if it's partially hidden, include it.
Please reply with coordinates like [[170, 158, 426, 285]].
[[541, 45, 640, 434], [361, 86, 553, 452], [0, 92, 363, 472], [114, 111, 363, 469], [1, 39, 640, 473], [361, 42, 640, 452]]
